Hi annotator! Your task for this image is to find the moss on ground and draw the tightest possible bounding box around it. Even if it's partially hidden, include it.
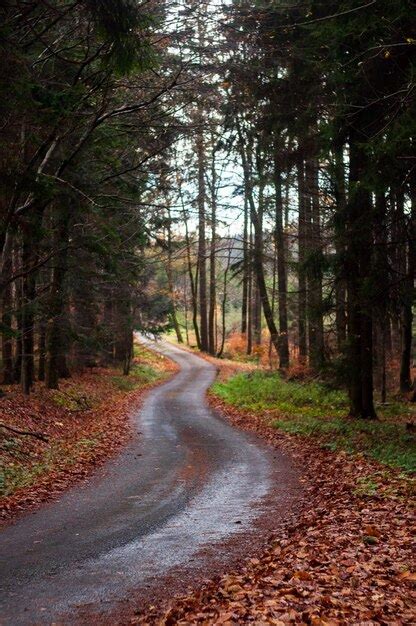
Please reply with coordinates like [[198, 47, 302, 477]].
[[213, 371, 416, 473]]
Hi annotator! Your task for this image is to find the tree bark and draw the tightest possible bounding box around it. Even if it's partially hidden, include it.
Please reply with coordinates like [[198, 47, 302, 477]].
[[345, 135, 376, 418], [38, 320, 46, 381], [21, 231, 36, 394], [196, 123, 208, 352], [274, 154, 290, 369], [252, 146, 264, 346], [247, 220, 253, 355], [166, 207, 183, 344], [306, 156, 325, 370], [400, 186, 415, 392], [241, 196, 249, 335], [184, 212, 201, 349], [1, 252, 14, 384], [45, 203, 71, 389], [333, 142, 347, 351], [217, 244, 232, 358], [208, 146, 217, 355], [297, 154, 308, 363]]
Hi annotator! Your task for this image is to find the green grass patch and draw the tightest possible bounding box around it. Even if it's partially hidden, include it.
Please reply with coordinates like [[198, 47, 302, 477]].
[[274, 414, 415, 472], [0, 446, 57, 497], [0, 435, 102, 497], [133, 342, 165, 366], [353, 475, 379, 497], [50, 389, 92, 411], [111, 363, 160, 391], [213, 371, 416, 473], [213, 371, 347, 418]]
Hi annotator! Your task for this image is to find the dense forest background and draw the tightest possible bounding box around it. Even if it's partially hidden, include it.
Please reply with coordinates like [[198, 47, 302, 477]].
[[1, 0, 415, 419]]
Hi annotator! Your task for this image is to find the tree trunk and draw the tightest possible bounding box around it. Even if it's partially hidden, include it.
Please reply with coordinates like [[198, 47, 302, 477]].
[[334, 142, 347, 351], [166, 207, 183, 344], [268, 242, 277, 366], [208, 147, 217, 355], [297, 154, 308, 363], [1, 252, 13, 384], [102, 294, 114, 364], [38, 320, 46, 382], [346, 135, 376, 418], [241, 196, 249, 335], [196, 125, 208, 352], [122, 328, 133, 376], [400, 186, 415, 392], [247, 221, 253, 356], [381, 323, 387, 403], [253, 148, 264, 347], [21, 232, 36, 394], [45, 204, 71, 389], [274, 154, 290, 369], [306, 156, 325, 370], [184, 212, 201, 349], [217, 244, 232, 358], [183, 266, 190, 345]]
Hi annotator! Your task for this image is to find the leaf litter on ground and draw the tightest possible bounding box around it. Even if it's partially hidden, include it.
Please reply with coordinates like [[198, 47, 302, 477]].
[[135, 361, 415, 626]]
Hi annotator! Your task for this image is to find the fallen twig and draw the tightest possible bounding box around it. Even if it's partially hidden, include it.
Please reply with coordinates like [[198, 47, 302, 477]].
[[0, 423, 49, 443]]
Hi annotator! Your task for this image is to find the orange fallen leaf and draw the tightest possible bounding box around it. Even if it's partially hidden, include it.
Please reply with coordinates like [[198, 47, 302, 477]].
[[293, 570, 312, 581]]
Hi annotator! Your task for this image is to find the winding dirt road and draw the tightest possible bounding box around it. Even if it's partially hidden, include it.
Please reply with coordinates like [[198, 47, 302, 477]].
[[0, 339, 298, 625]]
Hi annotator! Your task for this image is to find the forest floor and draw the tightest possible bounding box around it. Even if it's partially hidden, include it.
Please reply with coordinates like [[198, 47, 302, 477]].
[[1, 338, 415, 624], [1, 338, 292, 626], [0, 343, 177, 524], [138, 347, 415, 625]]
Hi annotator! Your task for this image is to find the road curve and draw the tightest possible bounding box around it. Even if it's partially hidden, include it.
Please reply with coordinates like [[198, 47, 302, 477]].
[[0, 339, 297, 625]]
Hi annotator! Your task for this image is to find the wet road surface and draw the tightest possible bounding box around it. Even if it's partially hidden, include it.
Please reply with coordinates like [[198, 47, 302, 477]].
[[0, 339, 297, 624]]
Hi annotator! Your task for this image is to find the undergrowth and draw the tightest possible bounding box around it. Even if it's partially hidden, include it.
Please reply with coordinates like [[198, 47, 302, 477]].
[[213, 371, 416, 473], [111, 363, 160, 391]]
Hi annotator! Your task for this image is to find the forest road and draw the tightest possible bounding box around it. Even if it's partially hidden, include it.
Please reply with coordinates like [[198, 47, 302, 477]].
[[0, 338, 299, 625]]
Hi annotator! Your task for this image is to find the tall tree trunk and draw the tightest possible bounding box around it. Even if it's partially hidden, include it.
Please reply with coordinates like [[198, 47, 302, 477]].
[[102, 294, 114, 364], [334, 142, 347, 351], [193, 264, 200, 350], [122, 328, 133, 376], [274, 153, 290, 369], [45, 204, 71, 389], [389, 190, 402, 355], [241, 196, 249, 335], [196, 122, 208, 352], [306, 156, 325, 370], [346, 135, 376, 418], [268, 242, 277, 365], [13, 283, 23, 384], [183, 269, 190, 346], [1, 253, 13, 384], [194, 4, 208, 352], [21, 231, 36, 394], [208, 147, 217, 355], [166, 207, 183, 344], [247, 221, 253, 356], [400, 186, 415, 392], [253, 148, 264, 346], [113, 293, 133, 375], [38, 320, 46, 381], [184, 212, 201, 349], [297, 154, 308, 363], [217, 244, 232, 358]]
